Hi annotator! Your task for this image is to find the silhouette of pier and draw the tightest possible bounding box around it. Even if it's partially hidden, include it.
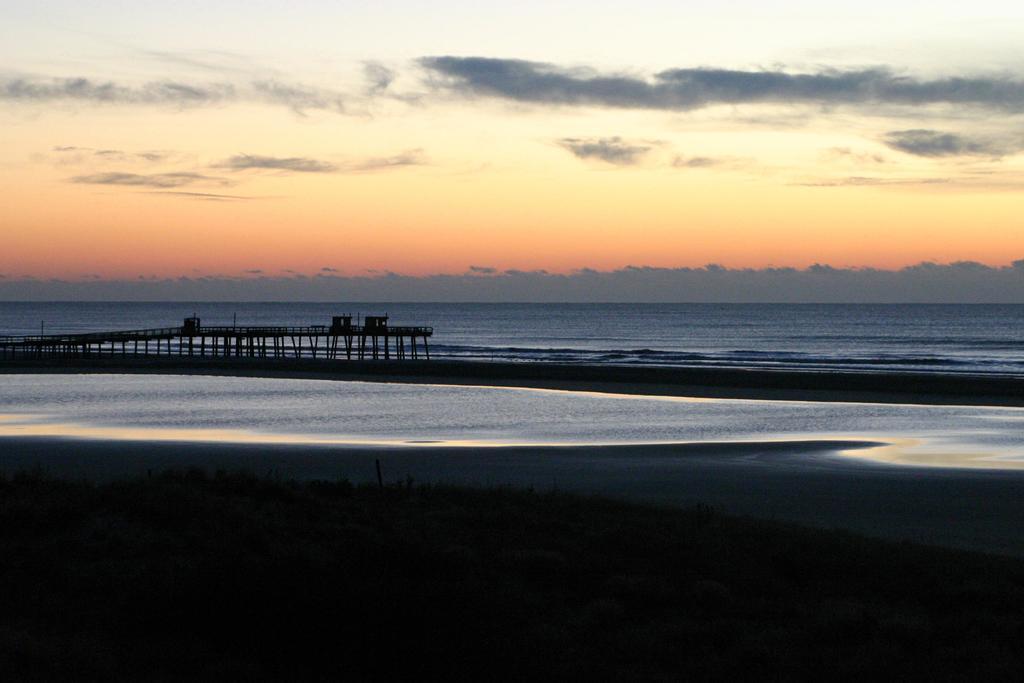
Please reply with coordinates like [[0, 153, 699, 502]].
[[0, 316, 432, 361]]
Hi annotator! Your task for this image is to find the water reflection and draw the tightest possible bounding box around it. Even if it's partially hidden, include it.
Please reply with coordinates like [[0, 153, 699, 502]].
[[0, 374, 1023, 470]]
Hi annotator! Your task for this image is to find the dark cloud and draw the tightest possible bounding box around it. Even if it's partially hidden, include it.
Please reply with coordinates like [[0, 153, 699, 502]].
[[557, 137, 651, 165], [320, 267, 339, 273], [70, 172, 228, 188], [2, 75, 348, 114], [216, 154, 337, 173], [469, 265, 497, 274], [504, 269, 548, 276], [3, 260, 1022, 303], [882, 129, 1015, 157], [419, 56, 1024, 113]]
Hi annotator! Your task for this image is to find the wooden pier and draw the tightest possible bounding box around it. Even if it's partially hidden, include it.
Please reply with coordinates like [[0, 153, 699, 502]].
[[0, 316, 432, 361]]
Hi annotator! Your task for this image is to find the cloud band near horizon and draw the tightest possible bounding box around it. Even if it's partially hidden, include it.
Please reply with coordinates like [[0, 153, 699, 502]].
[[2, 260, 1022, 303]]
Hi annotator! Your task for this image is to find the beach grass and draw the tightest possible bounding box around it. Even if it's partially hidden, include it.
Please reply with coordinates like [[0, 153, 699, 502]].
[[2, 468, 1024, 680]]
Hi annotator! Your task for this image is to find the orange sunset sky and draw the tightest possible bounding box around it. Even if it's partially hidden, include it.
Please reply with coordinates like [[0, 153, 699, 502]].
[[2, 1, 1024, 283]]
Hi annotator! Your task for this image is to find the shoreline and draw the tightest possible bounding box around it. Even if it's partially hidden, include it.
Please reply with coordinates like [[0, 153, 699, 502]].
[[3, 356, 1023, 406]]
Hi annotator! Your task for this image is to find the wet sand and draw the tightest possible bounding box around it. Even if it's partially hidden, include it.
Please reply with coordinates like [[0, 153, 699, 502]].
[[3, 356, 1023, 406], [5, 436, 1024, 557], [4, 360, 1023, 555]]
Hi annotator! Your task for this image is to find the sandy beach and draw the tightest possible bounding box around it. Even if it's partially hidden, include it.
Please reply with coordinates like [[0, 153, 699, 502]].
[[4, 435, 1024, 557]]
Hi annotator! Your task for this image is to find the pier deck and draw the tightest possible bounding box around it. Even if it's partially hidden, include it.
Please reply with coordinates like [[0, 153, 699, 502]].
[[0, 316, 432, 361]]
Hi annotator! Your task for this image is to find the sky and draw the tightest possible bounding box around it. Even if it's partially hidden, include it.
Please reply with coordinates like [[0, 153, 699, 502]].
[[2, 1, 1023, 300]]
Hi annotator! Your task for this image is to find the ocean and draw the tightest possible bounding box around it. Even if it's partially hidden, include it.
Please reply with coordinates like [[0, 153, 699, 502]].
[[1, 302, 1021, 376]]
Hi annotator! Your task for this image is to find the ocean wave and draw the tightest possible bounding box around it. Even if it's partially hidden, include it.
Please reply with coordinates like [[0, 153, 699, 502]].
[[427, 343, 1024, 375]]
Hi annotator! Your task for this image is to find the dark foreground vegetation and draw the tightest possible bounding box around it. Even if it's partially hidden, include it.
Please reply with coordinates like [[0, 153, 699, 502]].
[[2, 470, 1024, 681]]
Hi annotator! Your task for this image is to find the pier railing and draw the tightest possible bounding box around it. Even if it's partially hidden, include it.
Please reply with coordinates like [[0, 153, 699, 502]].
[[0, 327, 183, 344], [0, 321, 433, 361]]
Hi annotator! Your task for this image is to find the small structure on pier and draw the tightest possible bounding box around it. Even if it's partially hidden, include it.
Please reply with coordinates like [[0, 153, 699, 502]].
[[0, 316, 432, 361]]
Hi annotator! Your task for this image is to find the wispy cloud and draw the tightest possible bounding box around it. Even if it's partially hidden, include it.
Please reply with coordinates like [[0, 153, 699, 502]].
[[136, 151, 168, 162], [796, 176, 951, 188], [344, 149, 426, 172], [215, 154, 337, 173], [51, 146, 171, 163], [363, 61, 396, 95], [557, 137, 652, 165], [213, 150, 425, 174], [672, 155, 722, 168], [824, 147, 887, 164], [250, 79, 346, 114], [882, 129, 1019, 158], [420, 56, 1024, 113], [132, 47, 255, 74], [2, 75, 349, 115], [2, 77, 235, 105], [796, 174, 1024, 191], [146, 191, 253, 201], [70, 171, 229, 188]]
